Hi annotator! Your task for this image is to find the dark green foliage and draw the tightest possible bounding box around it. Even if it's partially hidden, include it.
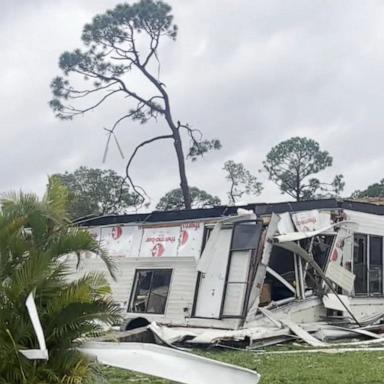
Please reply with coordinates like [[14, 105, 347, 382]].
[[156, 187, 221, 210], [0, 178, 121, 383], [223, 160, 263, 204], [187, 139, 222, 161], [52, 166, 137, 219], [352, 179, 384, 199], [263, 137, 344, 201]]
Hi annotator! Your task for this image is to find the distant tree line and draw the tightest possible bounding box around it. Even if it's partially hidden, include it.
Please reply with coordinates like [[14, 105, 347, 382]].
[[52, 136, 354, 216]]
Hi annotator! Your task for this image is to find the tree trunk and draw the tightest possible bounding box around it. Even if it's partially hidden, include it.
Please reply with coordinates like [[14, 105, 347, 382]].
[[163, 109, 191, 209], [171, 127, 192, 209], [296, 171, 301, 201]]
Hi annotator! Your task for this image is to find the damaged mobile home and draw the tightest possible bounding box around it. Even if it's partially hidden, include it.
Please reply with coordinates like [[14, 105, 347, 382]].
[[69, 199, 384, 346]]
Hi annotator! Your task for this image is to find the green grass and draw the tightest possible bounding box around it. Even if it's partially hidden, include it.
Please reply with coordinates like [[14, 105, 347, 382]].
[[103, 349, 384, 384]]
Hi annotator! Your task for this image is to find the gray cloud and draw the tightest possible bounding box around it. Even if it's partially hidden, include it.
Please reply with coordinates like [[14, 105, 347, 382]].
[[0, 0, 383, 207]]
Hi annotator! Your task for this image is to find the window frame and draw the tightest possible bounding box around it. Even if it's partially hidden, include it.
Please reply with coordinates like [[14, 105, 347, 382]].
[[369, 235, 383, 295], [353, 233, 384, 296], [128, 268, 173, 315], [220, 219, 264, 319]]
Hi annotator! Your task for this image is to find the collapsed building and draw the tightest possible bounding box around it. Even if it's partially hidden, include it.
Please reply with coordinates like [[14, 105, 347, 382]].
[[68, 199, 384, 347]]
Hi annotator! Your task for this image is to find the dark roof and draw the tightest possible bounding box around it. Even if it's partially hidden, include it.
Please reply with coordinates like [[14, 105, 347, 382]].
[[252, 199, 341, 215], [78, 198, 384, 227], [77, 206, 242, 227]]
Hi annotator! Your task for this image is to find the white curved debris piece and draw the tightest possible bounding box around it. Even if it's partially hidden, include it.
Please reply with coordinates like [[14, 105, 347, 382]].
[[80, 342, 260, 384], [274, 220, 356, 243], [19, 293, 48, 360]]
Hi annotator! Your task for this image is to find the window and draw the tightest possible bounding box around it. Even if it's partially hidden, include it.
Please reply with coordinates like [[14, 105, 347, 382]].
[[232, 221, 263, 250], [369, 236, 383, 294], [353, 234, 383, 295], [129, 269, 172, 314], [354, 234, 367, 294]]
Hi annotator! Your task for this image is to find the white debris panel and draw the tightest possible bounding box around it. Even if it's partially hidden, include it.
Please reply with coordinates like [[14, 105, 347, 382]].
[[19, 293, 48, 360], [80, 342, 260, 384]]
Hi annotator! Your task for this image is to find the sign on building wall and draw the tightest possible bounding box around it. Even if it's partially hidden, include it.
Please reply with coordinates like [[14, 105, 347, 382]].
[[291, 210, 331, 232], [86, 221, 205, 258], [100, 225, 142, 257], [177, 222, 204, 259], [139, 222, 204, 259], [140, 225, 180, 257]]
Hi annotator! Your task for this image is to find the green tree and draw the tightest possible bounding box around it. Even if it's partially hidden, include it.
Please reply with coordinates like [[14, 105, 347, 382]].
[[49, 0, 220, 210], [352, 179, 384, 199], [263, 137, 344, 201], [53, 166, 137, 219], [0, 178, 120, 383], [156, 187, 221, 210], [223, 160, 263, 204]]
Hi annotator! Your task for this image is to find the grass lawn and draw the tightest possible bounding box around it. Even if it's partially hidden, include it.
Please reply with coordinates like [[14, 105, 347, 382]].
[[103, 348, 384, 384]]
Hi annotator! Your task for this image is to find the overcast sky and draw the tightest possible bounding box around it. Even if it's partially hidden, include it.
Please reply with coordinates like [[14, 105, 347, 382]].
[[1, 0, 384, 209]]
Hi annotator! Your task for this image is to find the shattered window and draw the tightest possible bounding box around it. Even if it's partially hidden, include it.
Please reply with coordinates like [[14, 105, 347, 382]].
[[302, 235, 335, 292], [312, 235, 335, 270], [129, 269, 172, 314], [267, 247, 295, 301]]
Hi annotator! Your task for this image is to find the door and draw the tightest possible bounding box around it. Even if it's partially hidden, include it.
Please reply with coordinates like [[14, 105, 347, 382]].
[[193, 228, 232, 318]]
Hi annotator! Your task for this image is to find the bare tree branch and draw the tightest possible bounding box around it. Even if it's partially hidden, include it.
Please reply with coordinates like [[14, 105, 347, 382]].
[[64, 81, 119, 99], [119, 134, 174, 207], [60, 89, 122, 118]]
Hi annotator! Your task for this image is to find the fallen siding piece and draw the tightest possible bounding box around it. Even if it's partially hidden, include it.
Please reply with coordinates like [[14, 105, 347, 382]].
[[313, 325, 383, 342], [148, 322, 194, 349], [258, 307, 284, 328], [147, 322, 292, 346], [279, 319, 327, 347], [331, 326, 383, 340], [262, 347, 384, 354], [80, 342, 260, 384], [323, 294, 351, 312], [185, 326, 291, 345], [313, 328, 363, 342], [359, 312, 384, 327], [248, 335, 297, 349]]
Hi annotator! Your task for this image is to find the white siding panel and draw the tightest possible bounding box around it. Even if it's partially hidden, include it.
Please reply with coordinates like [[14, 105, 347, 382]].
[[345, 210, 384, 236], [66, 256, 198, 323]]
